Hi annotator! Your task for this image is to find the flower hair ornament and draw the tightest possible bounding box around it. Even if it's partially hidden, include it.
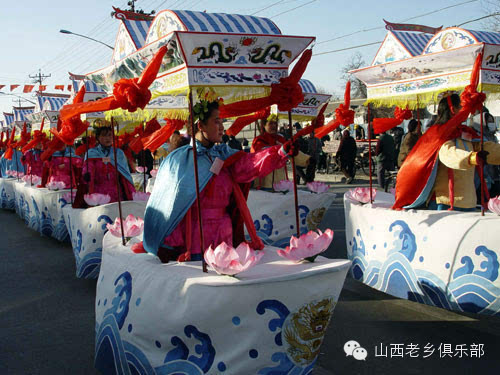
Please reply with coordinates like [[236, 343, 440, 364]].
[[266, 113, 278, 123], [192, 88, 224, 123], [92, 119, 112, 130]]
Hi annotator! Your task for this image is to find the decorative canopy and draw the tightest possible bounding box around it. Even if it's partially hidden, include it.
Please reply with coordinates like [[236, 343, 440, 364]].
[[112, 7, 153, 63], [13, 107, 34, 123], [351, 27, 500, 108], [87, 8, 314, 121], [3, 113, 14, 126], [27, 93, 71, 127]]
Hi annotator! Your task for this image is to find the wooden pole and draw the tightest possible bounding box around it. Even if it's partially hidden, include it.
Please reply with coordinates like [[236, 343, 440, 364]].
[[111, 118, 126, 246], [15, 148, 20, 182], [142, 122, 147, 192], [69, 146, 73, 204], [367, 104, 373, 203], [188, 91, 207, 272], [287, 111, 301, 237], [480, 107, 485, 216]]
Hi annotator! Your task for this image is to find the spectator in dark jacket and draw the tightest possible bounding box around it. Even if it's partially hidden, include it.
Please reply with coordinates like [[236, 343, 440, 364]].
[[336, 130, 357, 183], [228, 135, 242, 150], [375, 131, 396, 190]]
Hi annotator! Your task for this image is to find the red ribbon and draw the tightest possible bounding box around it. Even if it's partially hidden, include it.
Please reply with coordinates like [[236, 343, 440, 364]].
[[372, 106, 412, 134]]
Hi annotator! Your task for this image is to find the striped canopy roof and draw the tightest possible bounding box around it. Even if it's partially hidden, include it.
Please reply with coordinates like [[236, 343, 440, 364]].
[[299, 79, 317, 93], [71, 79, 107, 93], [392, 31, 433, 56], [170, 10, 281, 35], [122, 19, 152, 49], [3, 113, 14, 126], [466, 29, 500, 45], [37, 96, 68, 112], [13, 107, 34, 122]]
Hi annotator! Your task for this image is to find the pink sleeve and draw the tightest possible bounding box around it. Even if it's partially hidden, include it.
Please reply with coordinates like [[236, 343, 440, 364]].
[[231, 145, 288, 184]]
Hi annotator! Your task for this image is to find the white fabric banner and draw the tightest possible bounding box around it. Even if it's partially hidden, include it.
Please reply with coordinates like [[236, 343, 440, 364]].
[[95, 235, 350, 375], [344, 191, 500, 315]]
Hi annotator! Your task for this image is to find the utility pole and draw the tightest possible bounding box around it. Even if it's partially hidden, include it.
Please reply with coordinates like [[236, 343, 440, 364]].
[[12, 97, 28, 107], [29, 69, 51, 93]]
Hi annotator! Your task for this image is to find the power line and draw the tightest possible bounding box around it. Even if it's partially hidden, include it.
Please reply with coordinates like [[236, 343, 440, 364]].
[[312, 41, 382, 56], [317, 0, 479, 45], [251, 0, 285, 15], [270, 0, 317, 18], [457, 12, 500, 27]]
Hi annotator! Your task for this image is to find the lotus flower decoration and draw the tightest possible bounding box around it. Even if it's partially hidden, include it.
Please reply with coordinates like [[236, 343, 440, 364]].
[[22, 175, 41, 186], [136, 166, 146, 173], [277, 229, 334, 262], [84, 193, 111, 206], [346, 187, 377, 204], [46, 180, 66, 191], [488, 196, 500, 215], [306, 181, 329, 193], [132, 191, 151, 202], [273, 179, 294, 194], [204, 242, 264, 276], [106, 214, 144, 241], [150, 169, 158, 178], [23, 175, 42, 186], [61, 191, 76, 203]]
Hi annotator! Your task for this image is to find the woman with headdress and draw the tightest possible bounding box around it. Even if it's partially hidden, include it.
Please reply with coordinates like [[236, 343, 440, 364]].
[[79, 121, 136, 204], [140, 99, 300, 261], [250, 114, 309, 189], [395, 93, 500, 211]]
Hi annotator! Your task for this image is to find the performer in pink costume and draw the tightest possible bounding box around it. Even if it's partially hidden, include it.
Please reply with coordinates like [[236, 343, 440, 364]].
[[43, 146, 82, 188], [81, 126, 136, 203], [22, 144, 44, 177], [142, 100, 300, 261]]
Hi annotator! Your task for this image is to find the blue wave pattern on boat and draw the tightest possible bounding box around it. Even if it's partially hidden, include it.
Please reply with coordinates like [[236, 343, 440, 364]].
[[66, 213, 111, 279], [29, 197, 41, 232], [94, 273, 327, 374], [252, 205, 312, 249], [95, 272, 222, 375], [41, 207, 53, 237], [256, 300, 315, 375], [349, 219, 500, 315], [1, 187, 15, 210]]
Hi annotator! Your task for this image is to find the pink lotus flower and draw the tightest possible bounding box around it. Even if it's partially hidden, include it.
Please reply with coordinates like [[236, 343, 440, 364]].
[[24, 175, 41, 186], [84, 193, 111, 206], [136, 166, 146, 173], [106, 214, 144, 240], [46, 181, 66, 191], [273, 179, 294, 193], [204, 242, 264, 276], [346, 187, 377, 204], [62, 191, 76, 203], [306, 181, 329, 193], [277, 229, 334, 262], [150, 169, 158, 178], [132, 191, 150, 201], [488, 196, 500, 215]]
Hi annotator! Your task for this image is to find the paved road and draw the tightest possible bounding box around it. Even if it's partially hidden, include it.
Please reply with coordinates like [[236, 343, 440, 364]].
[[0, 173, 499, 374]]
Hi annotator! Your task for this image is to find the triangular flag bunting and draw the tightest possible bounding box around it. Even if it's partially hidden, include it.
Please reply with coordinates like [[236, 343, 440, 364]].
[[23, 85, 35, 93]]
